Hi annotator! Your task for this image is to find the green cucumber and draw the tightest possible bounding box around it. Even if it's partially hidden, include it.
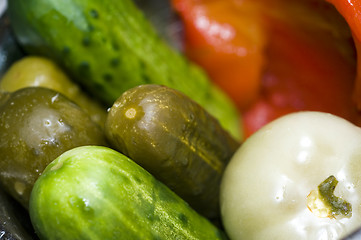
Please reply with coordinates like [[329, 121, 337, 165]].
[[8, 0, 242, 140], [105, 84, 240, 220], [29, 146, 228, 240]]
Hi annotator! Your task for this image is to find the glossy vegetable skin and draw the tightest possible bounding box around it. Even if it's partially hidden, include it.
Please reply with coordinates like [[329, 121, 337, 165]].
[[0, 56, 107, 128], [0, 188, 37, 240], [329, 0, 361, 109], [172, 0, 361, 138], [221, 111, 361, 240], [171, 0, 266, 110], [0, 87, 107, 209], [105, 84, 239, 220], [7, 0, 242, 140], [29, 146, 228, 240], [242, 0, 360, 137]]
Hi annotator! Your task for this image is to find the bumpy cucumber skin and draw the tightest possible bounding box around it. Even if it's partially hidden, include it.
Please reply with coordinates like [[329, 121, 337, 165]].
[[29, 146, 228, 240], [8, 0, 241, 140], [105, 84, 240, 220]]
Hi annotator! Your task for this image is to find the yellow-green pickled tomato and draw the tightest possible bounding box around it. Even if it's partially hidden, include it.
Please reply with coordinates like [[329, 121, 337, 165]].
[[0, 56, 107, 128], [220, 111, 361, 240], [0, 87, 107, 209]]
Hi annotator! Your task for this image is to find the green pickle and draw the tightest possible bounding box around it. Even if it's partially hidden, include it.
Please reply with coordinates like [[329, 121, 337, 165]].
[[105, 84, 240, 220], [0, 87, 107, 209]]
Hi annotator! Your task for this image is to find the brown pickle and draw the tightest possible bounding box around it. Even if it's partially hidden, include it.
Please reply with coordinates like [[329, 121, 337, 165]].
[[0, 56, 107, 128], [105, 84, 240, 220], [0, 87, 107, 209]]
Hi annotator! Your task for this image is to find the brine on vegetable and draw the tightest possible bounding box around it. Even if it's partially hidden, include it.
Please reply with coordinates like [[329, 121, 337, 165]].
[[0, 56, 107, 128], [105, 84, 240, 220], [0, 87, 107, 209], [221, 111, 361, 240], [29, 146, 227, 240]]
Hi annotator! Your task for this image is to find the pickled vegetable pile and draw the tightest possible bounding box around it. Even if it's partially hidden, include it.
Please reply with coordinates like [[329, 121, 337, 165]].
[[2, 0, 361, 239]]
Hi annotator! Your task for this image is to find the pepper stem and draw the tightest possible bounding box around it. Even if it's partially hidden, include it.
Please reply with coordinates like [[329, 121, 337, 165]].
[[307, 175, 352, 219]]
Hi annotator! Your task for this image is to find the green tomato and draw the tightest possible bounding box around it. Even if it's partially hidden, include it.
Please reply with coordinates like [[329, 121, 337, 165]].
[[220, 111, 361, 240]]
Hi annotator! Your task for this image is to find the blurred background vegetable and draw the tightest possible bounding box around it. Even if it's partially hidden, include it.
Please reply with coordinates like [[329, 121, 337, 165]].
[[172, 0, 266, 111], [7, 0, 242, 140], [328, 0, 361, 110], [0, 56, 107, 127], [0, 11, 24, 78], [172, 0, 361, 137]]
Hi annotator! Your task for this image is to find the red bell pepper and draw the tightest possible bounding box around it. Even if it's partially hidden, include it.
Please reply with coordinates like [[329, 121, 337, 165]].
[[171, 0, 266, 110], [244, 0, 361, 137], [326, 0, 361, 109], [172, 0, 361, 137]]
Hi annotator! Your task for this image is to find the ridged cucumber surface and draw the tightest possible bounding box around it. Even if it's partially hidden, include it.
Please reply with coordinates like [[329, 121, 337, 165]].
[[8, 0, 241, 140], [29, 146, 228, 240]]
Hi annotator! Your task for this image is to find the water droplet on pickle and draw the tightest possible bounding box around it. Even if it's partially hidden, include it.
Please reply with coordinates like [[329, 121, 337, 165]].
[[44, 119, 51, 126], [68, 197, 94, 215], [189, 113, 195, 121], [14, 181, 26, 196], [125, 108, 137, 119], [51, 94, 60, 103]]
